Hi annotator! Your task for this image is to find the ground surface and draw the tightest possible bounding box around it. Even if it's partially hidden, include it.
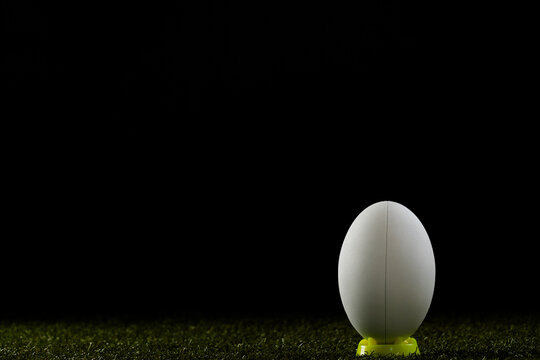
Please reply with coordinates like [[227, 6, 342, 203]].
[[0, 313, 537, 359]]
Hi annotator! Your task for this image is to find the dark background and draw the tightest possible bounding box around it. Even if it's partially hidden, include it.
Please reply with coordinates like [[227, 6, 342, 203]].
[[2, 1, 537, 319]]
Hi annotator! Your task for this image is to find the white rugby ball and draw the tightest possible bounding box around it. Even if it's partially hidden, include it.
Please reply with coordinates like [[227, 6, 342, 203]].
[[338, 201, 435, 344]]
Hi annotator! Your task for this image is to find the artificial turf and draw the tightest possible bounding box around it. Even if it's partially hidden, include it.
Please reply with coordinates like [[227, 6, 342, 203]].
[[0, 313, 537, 359]]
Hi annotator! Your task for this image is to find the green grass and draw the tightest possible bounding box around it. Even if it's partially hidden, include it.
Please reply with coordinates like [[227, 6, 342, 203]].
[[0, 313, 537, 359]]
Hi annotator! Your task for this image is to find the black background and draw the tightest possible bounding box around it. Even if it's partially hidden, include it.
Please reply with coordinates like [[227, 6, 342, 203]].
[[2, 1, 537, 319]]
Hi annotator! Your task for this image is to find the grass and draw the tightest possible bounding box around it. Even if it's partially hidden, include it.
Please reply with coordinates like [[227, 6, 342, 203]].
[[0, 313, 537, 359]]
